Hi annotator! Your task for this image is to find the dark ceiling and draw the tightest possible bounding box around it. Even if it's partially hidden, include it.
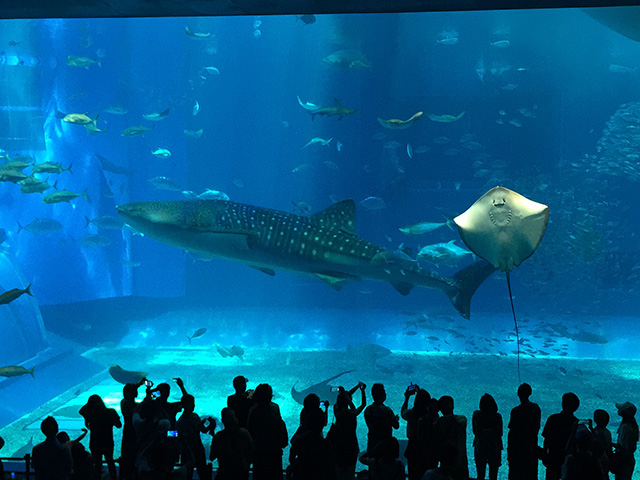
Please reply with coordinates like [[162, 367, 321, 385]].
[[2, 0, 639, 19]]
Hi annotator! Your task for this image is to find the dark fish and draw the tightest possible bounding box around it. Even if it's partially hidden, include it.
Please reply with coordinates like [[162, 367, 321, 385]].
[[0, 365, 35, 377], [0, 284, 32, 305], [79, 234, 112, 248], [188, 327, 207, 343], [96, 154, 131, 175], [403, 330, 418, 336], [17, 218, 63, 235], [291, 370, 354, 405]]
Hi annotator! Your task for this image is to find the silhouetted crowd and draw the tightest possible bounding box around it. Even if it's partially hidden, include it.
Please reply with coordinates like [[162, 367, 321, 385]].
[[0, 377, 637, 480]]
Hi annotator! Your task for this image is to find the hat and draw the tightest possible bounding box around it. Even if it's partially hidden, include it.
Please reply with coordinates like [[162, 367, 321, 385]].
[[616, 401, 637, 416]]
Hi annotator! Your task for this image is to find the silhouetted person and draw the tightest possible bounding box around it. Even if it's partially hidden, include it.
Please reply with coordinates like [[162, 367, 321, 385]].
[[79, 394, 122, 480], [507, 383, 541, 480], [31, 416, 73, 480], [57, 430, 94, 480], [327, 382, 366, 480], [593, 409, 613, 475], [132, 397, 173, 479], [289, 407, 337, 480], [292, 393, 328, 446], [211, 407, 254, 480], [561, 423, 606, 480], [359, 436, 405, 480], [434, 396, 468, 480], [402, 385, 431, 480], [613, 401, 639, 480], [542, 392, 580, 480], [423, 444, 458, 480], [121, 382, 143, 480], [0, 435, 4, 477], [152, 378, 188, 468], [227, 375, 255, 429], [364, 383, 399, 453], [247, 383, 288, 480], [176, 394, 212, 480], [472, 393, 503, 480]]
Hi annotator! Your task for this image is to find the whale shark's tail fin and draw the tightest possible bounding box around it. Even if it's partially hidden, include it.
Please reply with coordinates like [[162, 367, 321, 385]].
[[448, 260, 496, 319]]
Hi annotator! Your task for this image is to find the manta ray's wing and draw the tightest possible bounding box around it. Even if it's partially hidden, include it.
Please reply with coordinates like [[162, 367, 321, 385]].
[[453, 186, 549, 272]]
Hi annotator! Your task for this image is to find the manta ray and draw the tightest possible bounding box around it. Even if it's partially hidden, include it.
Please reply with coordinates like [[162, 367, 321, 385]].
[[454, 186, 549, 381], [116, 199, 495, 319]]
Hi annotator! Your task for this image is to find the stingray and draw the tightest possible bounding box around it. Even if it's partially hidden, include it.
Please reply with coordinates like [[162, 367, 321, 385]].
[[454, 186, 549, 382], [291, 370, 354, 405]]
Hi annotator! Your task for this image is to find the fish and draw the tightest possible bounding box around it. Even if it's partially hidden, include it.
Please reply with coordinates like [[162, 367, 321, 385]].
[[84, 215, 124, 230], [103, 105, 128, 115], [182, 189, 230, 201], [84, 122, 106, 136], [184, 128, 203, 138], [399, 219, 453, 236], [417, 240, 474, 266], [32, 162, 72, 174], [121, 125, 152, 137], [142, 108, 170, 121], [360, 196, 386, 210], [65, 55, 100, 68], [20, 178, 56, 194], [291, 370, 354, 405], [437, 37, 459, 45], [322, 49, 371, 70], [296, 96, 320, 112], [490, 40, 511, 48], [296, 14, 316, 25], [62, 113, 97, 125], [151, 148, 172, 159], [454, 186, 549, 381], [201, 66, 220, 76], [149, 176, 182, 191], [79, 234, 112, 247], [0, 284, 32, 305], [302, 137, 332, 148], [116, 199, 496, 318], [0, 365, 34, 377], [188, 328, 207, 343], [309, 98, 357, 120], [108, 365, 147, 385], [193, 101, 200, 116], [43, 189, 89, 204], [96, 154, 130, 175], [185, 26, 213, 39], [17, 218, 63, 235], [407, 144, 413, 159], [377, 112, 423, 130], [428, 112, 465, 122]]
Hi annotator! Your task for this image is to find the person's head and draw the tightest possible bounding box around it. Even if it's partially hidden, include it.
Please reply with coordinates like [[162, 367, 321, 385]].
[[594, 409, 610, 428], [303, 393, 320, 410], [414, 389, 431, 413], [616, 402, 637, 420], [517, 383, 532, 402], [372, 436, 399, 461], [41, 416, 58, 439], [155, 383, 171, 400], [335, 390, 351, 409], [438, 396, 454, 415], [86, 394, 107, 415], [561, 392, 580, 414], [233, 375, 247, 394], [479, 393, 498, 414], [123, 383, 138, 400], [182, 394, 195, 412], [221, 407, 239, 430], [56, 432, 70, 443], [371, 383, 386, 403], [253, 383, 273, 404]]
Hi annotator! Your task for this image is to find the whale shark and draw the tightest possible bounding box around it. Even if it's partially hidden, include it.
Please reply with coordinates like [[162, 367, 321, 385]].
[[116, 199, 495, 318]]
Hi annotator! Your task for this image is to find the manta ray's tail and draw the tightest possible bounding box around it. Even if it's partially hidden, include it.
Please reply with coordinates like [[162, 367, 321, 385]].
[[447, 260, 496, 319]]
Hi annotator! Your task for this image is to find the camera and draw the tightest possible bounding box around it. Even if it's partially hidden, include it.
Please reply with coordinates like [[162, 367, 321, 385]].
[[321, 400, 330, 407], [167, 430, 178, 437], [330, 386, 340, 392], [407, 383, 416, 392], [152, 391, 161, 399]]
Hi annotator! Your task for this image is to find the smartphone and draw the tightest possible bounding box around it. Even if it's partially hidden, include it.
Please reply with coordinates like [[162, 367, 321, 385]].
[[408, 383, 416, 392], [330, 386, 340, 392], [167, 430, 178, 437], [152, 391, 161, 398], [322, 400, 330, 407], [144, 380, 152, 387]]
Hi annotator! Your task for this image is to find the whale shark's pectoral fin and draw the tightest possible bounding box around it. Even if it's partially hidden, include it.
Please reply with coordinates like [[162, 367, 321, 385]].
[[249, 266, 276, 276], [391, 281, 414, 296], [315, 273, 357, 290]]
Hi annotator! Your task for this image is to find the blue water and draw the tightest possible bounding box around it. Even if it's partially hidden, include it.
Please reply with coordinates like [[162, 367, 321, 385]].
[[2, 12, 640, 469]]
